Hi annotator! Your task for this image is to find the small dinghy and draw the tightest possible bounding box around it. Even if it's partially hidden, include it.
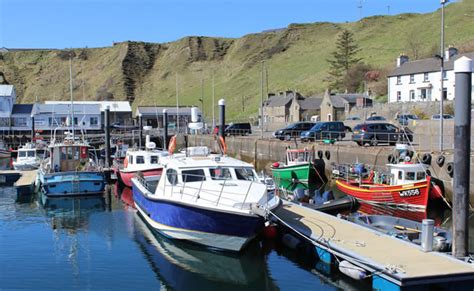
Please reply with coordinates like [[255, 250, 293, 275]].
[[347, 214, 452, 252]]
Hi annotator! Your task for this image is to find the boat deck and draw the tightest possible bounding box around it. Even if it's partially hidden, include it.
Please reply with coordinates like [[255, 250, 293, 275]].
[[272, 202, 474, 288], [14, 170, 38, 187]]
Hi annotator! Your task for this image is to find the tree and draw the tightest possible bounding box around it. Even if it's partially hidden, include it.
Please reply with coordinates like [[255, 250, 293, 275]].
[[326, 30, 362, 91]]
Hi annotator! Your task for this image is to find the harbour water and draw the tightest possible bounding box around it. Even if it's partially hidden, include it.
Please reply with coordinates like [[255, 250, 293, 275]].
[[1, 168, 473, 290]]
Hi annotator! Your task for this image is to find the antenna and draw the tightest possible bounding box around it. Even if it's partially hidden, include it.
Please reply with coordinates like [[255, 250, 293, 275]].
[[387, 4, 390, 15], [357, 0, 364, 20]]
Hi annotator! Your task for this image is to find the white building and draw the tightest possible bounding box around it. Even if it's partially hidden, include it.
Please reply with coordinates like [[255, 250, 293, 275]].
[[0, 85, 16, 131], [387, 48, 474, 103], [32, 103, 102, 132]]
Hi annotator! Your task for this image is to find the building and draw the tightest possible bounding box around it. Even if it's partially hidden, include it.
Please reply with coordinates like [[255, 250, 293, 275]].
[[0, 85, 16, 132], [11, 104, 34, 133], [320, 90, 372, 121], [135, 106, 202, 130], [387, 48, 474, 103], [32, 103, 102, 132], [262, 91, 322, 125], [45, 101, 133, 125]]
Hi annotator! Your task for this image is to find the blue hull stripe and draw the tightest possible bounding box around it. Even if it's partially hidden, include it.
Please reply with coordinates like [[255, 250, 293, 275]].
[[133, 185, 264, 238], [40, 171, 105, 196]]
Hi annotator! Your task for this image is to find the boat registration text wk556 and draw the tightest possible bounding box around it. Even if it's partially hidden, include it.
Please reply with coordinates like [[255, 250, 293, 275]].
[[399, 188, 420, 197]]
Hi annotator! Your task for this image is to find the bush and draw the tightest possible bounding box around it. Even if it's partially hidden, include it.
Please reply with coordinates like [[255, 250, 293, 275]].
[[412, 107, 429, 120]]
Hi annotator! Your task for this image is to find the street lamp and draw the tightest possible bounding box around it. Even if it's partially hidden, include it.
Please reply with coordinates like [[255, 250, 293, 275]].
[[439, 0, 448, 152]]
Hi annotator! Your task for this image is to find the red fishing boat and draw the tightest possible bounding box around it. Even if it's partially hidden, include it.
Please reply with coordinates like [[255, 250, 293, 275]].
[[335, 163, 435, 210]]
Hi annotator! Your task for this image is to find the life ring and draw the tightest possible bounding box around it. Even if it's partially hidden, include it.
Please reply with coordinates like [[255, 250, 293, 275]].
[[436, 155, 445, 167], [218, 136, 227, 155], [387, 154, 396, 164], [421, 153, 432, 165], [324, 150, 331, 160], [317, 150, 323, 159], [168, 136, 177, 154], [446, 162, 454, 177]]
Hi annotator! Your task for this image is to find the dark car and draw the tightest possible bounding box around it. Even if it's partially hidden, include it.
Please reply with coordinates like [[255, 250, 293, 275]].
[[273, 122, 316, 140], [352, 123, 413, 146], [366, 116, 386, 121], [225, 123, 252, 136], [300, 121, 347, 142]]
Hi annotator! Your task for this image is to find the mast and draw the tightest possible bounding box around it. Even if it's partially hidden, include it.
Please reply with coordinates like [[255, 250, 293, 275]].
[[176, 72, 179, 134], [69, 56, 75, 138]]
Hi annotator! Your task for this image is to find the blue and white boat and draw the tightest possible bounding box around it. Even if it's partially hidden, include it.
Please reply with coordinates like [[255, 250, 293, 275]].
[[132, 147, 280, 252], [38, 130, 105, 197]]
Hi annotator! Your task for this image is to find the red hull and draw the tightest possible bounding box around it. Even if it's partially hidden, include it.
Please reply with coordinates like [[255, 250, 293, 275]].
[[336, 176, 431, 210], [119, 168, 162, 188]]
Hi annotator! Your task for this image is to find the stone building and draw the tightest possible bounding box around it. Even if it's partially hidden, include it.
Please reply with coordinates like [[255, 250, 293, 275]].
[[320, 90, 372, 121]]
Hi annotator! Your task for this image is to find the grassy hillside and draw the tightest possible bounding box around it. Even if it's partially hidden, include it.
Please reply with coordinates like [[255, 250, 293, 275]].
[[1, 0, 473, 121]]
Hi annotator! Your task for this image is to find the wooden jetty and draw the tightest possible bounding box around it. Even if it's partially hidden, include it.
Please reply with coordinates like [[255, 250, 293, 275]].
[[14, 170, 37, 197], [272, 202, 474, 290]]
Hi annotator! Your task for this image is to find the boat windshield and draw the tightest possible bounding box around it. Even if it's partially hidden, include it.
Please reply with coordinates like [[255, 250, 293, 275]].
[[210, 167, 232, 180], [18, 151, 26, 158], [235, 167, 257, 181], [27, 150, 35, 157], [288, 150, 313, 162]]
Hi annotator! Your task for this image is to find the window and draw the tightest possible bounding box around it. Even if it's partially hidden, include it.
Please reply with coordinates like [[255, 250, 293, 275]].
[[150, 156, 158, 164], [442, 70, 447, 80], [13, 117, 27, 127], [60, 117, 67, 125], [61, 147, 67, 160], [18, 151, 26, 158], [442, 88, 447, 100], [67, 147, 73, 159], [74, 147, 79, 159], [27, 151, 35, 157], [398, 171, 403, 180], [136, 156, 145, 164], [396, 76, 402, 85], [397, 91, 401, 101], [90, 117, 98, 126], [409, 90, 415, 100], [210, 167, 232, 180], [406, 172, 415, 181], [418, 88, 431, 100], [409, 74, 415, 83], [423, 73, 429, 82], [235, 168, 257, 181], [416, 172, 425, 180], [166, 169, 178, 185], [182, 169, 206, 183], [129, 155, 133, 164]]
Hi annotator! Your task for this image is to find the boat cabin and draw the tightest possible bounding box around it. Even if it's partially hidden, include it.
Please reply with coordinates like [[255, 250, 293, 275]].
[[286, 149, 314, 166], [49, 143, 91, 172], [124, 149, 168, 170], [388, 163, 427, 185]]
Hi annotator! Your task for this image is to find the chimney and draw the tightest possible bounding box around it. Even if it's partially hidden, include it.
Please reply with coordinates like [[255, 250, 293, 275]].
[[396, 54, 409, 67], [445, 46, 458, 61]]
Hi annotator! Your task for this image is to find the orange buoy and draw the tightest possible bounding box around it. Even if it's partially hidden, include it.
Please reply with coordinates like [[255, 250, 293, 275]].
[[123, 156, 128, 168], [218, 136, 227, 155], [168, 135, 177, 154]]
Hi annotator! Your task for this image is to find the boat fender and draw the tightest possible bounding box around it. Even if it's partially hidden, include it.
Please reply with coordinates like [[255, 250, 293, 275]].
[[338, 260, 368, 280], [317, 150, 323, 159], [322, 190, 334, 202], [168, 136, 177, 154], [282, 233, 302, 250], [421, 153, 431, 165], [387, 154, 396, 164], [263, 225, 278, 240], [218, 136, 227, 155], [324, 151, 331, 160], [436, 155, 445, 167], [433, 236, 448, 252], [446, 162, 454, 177], [272, 162, 280, 168]]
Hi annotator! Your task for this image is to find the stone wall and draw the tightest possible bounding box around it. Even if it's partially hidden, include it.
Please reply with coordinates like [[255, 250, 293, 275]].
[[348, 101, 454, 120]]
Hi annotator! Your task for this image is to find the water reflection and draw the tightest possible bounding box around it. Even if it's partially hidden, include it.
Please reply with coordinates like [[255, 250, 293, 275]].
[[133, 213, 278, 290]]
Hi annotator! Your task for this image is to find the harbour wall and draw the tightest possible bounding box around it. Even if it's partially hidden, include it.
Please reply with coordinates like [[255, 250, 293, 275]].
[[187, 134, 474, 202]]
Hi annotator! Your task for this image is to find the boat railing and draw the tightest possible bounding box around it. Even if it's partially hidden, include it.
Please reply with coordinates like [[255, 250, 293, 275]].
[[161, 172, 259, 210]]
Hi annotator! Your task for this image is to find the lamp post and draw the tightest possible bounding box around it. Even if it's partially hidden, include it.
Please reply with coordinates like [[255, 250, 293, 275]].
[[439, 0, 448, 152]]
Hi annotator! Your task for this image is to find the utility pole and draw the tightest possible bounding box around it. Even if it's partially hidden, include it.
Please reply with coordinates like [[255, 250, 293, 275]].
[[200, 78, 204, 119], [176, 73, 179, 134], [260, 61, 265, 138], [357, 0, 363, 20], [212, 72, 215, 130], [439, 0, 448, 151]]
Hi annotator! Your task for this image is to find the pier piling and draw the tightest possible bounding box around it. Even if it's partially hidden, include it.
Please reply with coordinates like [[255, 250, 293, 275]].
[[163, 109, 168, 149], [30, 114, 35, 142], [105, 106, 111, 169], [138, 113, 143, 149], [219, 99, 225, 140], [453, 56, 472, 258]]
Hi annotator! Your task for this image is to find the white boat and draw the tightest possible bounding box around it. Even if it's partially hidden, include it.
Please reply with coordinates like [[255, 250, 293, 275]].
[[132, 146, 280, 252], [13, 143, 44, 171]]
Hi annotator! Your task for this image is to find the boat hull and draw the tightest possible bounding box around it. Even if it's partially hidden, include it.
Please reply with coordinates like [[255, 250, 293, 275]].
[[119, 168, 162, 187], [335, 177, 431, 210], [132, 181, 265, 252], [39, 171, 105, 197], [272, 163, 312, 191], [13, 161, 40, 171]]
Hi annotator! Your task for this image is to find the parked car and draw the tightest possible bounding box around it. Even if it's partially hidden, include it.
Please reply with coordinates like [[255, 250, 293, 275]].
[[398, 114, 419, 125], [225, 122, 252, 136], [352, 123, 413, 146], [431, 114, 454, 120], [345, 116, 361, 121], [213, 124, 229, 135], [273, 122, 316, 140], [300, 121, 347, 142], [366, 116, 386, 121]]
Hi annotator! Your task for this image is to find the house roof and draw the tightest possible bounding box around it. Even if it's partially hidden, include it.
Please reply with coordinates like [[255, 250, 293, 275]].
[[136, 106, 201, 117], [388, 52, 474, 77], [329, 94, 369, 108], [45, 101, 132, 112], [0, 85, 14, 97], [265, 91, 303, 107], [12, 104, 33, 115], [33, 104, 101, 115], [299, 97, 322, 110]]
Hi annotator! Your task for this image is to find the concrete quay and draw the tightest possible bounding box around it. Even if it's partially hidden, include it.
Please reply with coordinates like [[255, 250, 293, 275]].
[[187, 134, 474, 202]]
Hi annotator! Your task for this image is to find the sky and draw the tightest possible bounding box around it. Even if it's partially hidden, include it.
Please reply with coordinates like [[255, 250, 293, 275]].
[[0, 0, 450, 49]]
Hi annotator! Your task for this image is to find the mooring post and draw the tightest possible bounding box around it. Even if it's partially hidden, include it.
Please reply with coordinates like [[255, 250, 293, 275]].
[[219, 99, 225, 141], [453, 56, 472, 258], [163, 109, 168, 150], [105, 106, 111, 169], [138, 113, 143, 149], [30, 114, 35, 143]]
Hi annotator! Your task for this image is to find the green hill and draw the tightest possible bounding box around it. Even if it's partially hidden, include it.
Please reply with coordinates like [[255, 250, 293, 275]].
[[1, 1, 473, 121]]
